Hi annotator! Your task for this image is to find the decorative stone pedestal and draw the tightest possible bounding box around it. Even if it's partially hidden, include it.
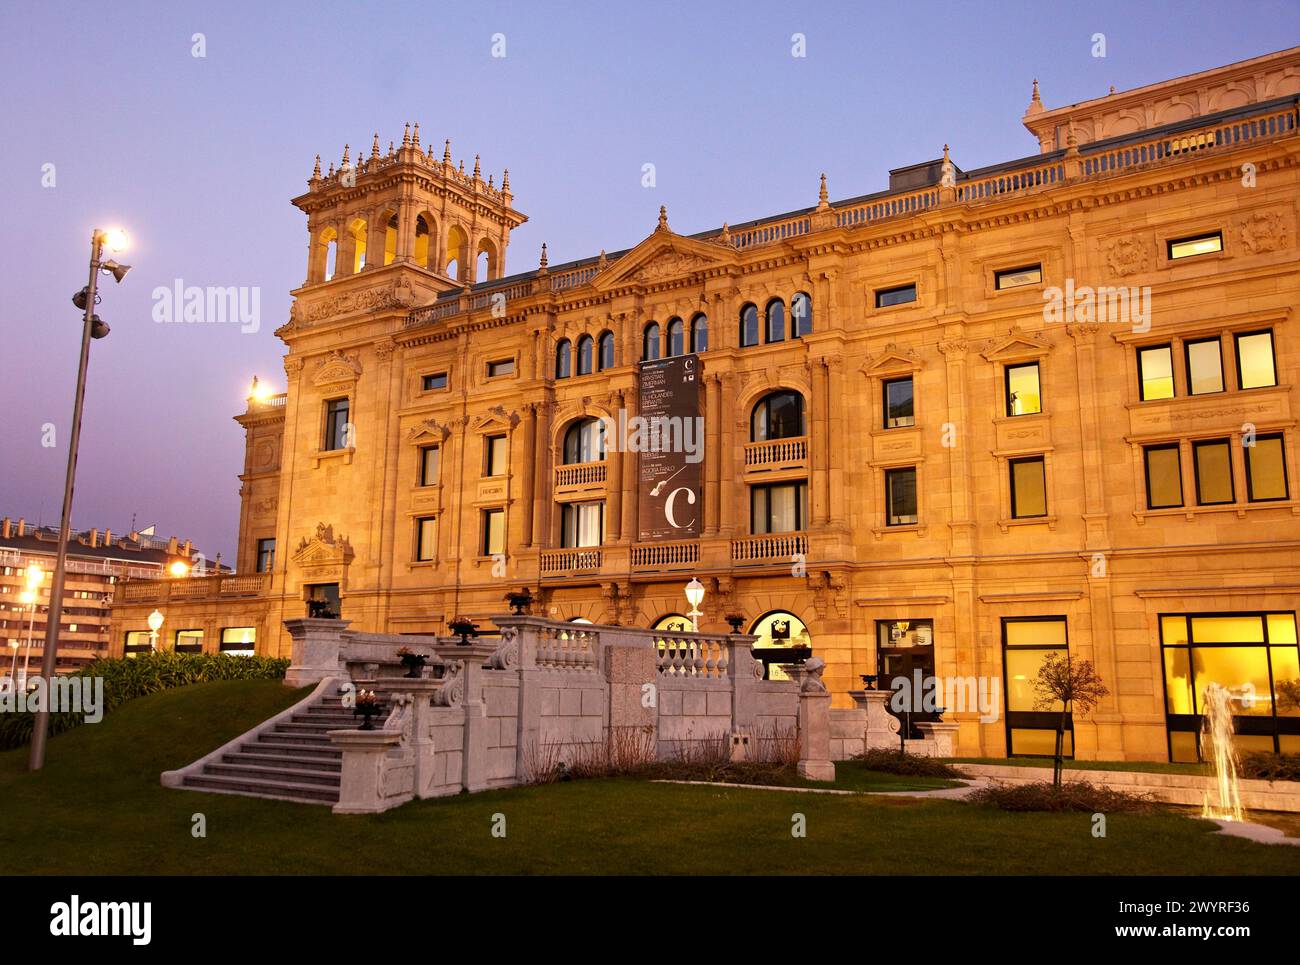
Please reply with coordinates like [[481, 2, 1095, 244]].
[[284, 618, 350, 687], [915, 721, 960, 757], [329, 728, 405, 813], [850, 689, 902, 750]]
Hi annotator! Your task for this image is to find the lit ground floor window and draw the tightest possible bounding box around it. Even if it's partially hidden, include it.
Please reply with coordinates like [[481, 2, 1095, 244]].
[[1161, 611, 1300, 761], [749, 611, 811, 681], [1002, 616, 1073, 758], [220, 627, 256, 656]]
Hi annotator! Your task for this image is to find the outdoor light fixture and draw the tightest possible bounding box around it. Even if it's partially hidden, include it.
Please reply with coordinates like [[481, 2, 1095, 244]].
[[168, 560, 191, 578], [147, 608, 164, 652], [24, 563, 43, 590], [248, 375, 272, 403], [103, 228, 129, 252], [684, 577, 705, 632], [101, 259, 132, 283]]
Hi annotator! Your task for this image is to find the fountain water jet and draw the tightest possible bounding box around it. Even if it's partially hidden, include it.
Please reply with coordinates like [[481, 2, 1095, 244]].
[[1199, 683, 1244, 823]]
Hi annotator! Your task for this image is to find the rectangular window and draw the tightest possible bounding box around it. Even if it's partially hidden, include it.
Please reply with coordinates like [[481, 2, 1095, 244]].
[[750, 482, 807, 534], [1002, 617, 1071, 758], [415, 517, 438, 561], [1143, 444, 1184, 509], [1185, 338, 1224, 395], [323, 398, 350, 450], [1234, 330, 1277, 390], [421, 372, 448, 391], [174, 629, 203, 653], [1005, 362, 1042, 416], [481, 509, 505, 556], [875, 284, 917, 308], [885, 467, 918, 526], [994, 264, 1042, 290], [305, 583, 340, 620], [419, 445, 441, 486], [560, 501, 605, 548], [1246, 434, 1289, 502], [484, 435, 507, 477], [255, 538, 275, 574], [220, 627, 256, 655], [1192, 438, 1234, 505], [883, 377, 915, 428], [1010, 457, 1047, 518], [1167, 231, 1222, 260], [487, 358, 515, 378], [124, 630, 153, 656], [1138, 344, 1175, 401]]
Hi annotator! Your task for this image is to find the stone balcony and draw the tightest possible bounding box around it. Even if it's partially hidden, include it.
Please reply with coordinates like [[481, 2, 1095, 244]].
[[744, 436, 809, 472], [115, 573, 269, 605]]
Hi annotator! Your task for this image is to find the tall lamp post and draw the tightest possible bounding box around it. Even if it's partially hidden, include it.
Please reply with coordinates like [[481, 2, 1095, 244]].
[[20, 564, 44, 689], [684, 578, 705, 633], [28, 228, 130, 772], [147, 609, 165, 652]]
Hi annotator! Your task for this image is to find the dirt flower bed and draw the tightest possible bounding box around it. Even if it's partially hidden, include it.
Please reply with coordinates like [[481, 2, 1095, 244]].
[[966, 780, 1157, 813]]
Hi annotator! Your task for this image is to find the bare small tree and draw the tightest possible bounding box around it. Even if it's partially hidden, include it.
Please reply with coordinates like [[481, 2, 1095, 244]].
[[1033, 653, 1109, 786]]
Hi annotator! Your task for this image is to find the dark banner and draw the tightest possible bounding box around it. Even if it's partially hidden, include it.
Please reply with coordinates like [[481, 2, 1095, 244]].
[[637, 354, 702, 541]]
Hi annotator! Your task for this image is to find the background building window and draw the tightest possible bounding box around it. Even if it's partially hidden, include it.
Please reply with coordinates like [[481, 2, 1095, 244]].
[[1010, 457, 1047, 518], [765, 299, 786, 343], [598, 331, 615, 370], [563, 418, 606, 464], [1167, 231, 1222, 260], [1002, 617, 1072, 758], [1137, 344, 1174, 401], [1246, 434, 1288, 502], [484, 435, 508, 477], [667, 318, 685, 357], [750, 482, 806, 534], [995, 264, 1042, 290], [1235, 330, 1277, 390], [415, 516, 438, 561], [255, 538, 276, 573], [875, 284, 917, 308], [1005, 362, 1042, 416], [883, 377, 915, 428], [643, 322, 661, 361], [576, 335, 594, 375], [791, 292, 813, 336], [1193, 438, 1234, 504], [481, 509, 505, 556], [323, 398, 350, 450], [1185, 338, 1224, 395], [690, 313, 708, 353], [555, 339, 572, 378], [750, 391, 804, 441], [560, 501, 604, 548], [421, 372, 448, 391], [419, 445, 441, 486], [739, 304, 759, 347], [220, 627, 255, 656], [886, 467, 918, 525], [1143, 444, 1183, 509]]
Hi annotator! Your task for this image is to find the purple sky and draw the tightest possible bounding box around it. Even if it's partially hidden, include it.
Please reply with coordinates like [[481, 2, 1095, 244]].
[[1, 1, 1295, 562]]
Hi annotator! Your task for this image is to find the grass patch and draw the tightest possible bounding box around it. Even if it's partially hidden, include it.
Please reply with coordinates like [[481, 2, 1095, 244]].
[[0, 681, 1297, 875]]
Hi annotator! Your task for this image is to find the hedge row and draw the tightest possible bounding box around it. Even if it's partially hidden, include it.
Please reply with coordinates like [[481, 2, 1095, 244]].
[[0, 652, 289, 751]]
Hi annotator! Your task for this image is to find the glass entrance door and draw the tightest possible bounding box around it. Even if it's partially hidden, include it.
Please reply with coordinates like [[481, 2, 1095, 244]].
[[877, 619, 938, 739]]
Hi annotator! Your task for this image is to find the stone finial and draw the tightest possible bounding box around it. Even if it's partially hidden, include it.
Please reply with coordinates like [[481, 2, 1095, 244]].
[[539, 242, 549, 269], [719, 222, 732, 246], [943, 143, 950, 163], [388, 140, 395, 157], [341, 143, 350, 165], [473, 154, 481, 179], [412, 122, 421, 147], [597, 249, 607, 270], [458, 159, 465, 175], [656, 205, 669, 231], [312, 154, 321, 179], [1025, 78, 1044, 116], [1109, 84, 1116, 95], [817, 172, 829, 207], [488, 174, 494, 189], [370, 133, 380, 159], [1065, 126, 1079, 153], [402, 122, 411, 147], [502, 168, 510, 192], [443, 139, 452, 164], [328, 161, 335, 177]]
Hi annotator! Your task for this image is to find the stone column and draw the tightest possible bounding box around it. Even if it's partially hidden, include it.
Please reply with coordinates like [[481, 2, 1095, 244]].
[[366, 208, 387, 270], [704, 374, 721, 535], [520, 403, 537, 547], [607, 391, 624, 541], [719, 373, 737, 535], [532, 402, 552, 547], [939, 336, 974, 556], [621, 389, 638, 542], [395, 198, 416, 262], [283, 618, 350, 687], [810, 359, 830, 526], [826, 357, 847, 526]]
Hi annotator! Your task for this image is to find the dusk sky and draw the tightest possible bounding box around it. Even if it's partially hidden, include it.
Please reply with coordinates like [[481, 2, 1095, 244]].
[[1, 0, 1296, 562]]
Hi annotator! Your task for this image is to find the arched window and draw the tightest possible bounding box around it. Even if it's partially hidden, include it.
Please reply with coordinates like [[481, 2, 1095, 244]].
[[653, 613, 693, 634], [791, 292, 813, 337], [765, 299, 786, 343], [476, 237, 498, 282], [349, 218, 368, 273], [446, 224, 469, 281], [751, 391, 805, 441], [667, 317, 685, 357], [555, 339, 572, 379], [414, 216, 431, 269], [576, 335, 594, 376], [563, 417, 606, 464], [597, 331, 615, 371], [691, 313, 708, 353], [643, 322, 661, 361], [740, 303, 759, 347], [383, 213, 399, 266], [749, 610, 812, 681], [318, 227, 338, 282]]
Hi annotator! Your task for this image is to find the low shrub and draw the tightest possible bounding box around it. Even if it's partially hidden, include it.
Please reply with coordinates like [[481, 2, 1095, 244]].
[[0, 652, 289, 750], [966, 780, 1155, 812], [853, 748, 963, 778], [1238, 753, 1300, 782]]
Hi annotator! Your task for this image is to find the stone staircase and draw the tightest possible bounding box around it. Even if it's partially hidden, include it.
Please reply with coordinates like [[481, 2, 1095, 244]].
[[179, 690, 382, 805]]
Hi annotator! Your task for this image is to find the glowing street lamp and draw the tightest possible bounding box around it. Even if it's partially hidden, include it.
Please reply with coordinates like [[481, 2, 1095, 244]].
[[147, 608, 164, 652], [247, 374, 273, 404], [30, 226, 132, 771], [17, 589, 38, 689], [684, 577, 705, 633], [168, 560, 191, 579]]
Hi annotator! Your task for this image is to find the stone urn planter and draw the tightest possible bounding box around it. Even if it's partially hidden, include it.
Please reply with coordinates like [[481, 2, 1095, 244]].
[[397, 648, 428, 678], [353, 690, 383, 730]]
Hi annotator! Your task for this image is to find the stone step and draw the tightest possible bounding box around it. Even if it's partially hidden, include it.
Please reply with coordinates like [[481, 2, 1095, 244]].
[[277, 720, 347, 733], [204, 762, 341, 788], [294, 712, 363, 726], [240, 741, 341, 760], [181, 773, 339, 805], [257, 731, 335, 747], [222, 750, 341, 772]]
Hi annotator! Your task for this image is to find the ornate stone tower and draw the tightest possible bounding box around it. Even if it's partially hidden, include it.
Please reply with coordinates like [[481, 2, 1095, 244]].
[[291, 122, 527, 293]]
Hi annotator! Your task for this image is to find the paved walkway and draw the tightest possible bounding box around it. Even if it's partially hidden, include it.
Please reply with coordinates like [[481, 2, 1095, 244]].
[[651, 778, 985, 799], [1210, 819, 1300, 847]]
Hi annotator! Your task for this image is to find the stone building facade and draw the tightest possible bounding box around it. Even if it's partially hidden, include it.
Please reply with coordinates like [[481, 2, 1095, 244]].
[[110, 47, 1300, 762]]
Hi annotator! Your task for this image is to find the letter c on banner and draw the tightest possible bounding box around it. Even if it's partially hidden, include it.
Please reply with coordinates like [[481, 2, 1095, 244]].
[[665, 486, 697, 529]]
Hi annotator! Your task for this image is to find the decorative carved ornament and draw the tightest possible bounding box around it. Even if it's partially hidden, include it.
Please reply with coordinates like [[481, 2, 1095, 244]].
[[1240, 211, 1288, 254], [861, 343, 923, 375], [407, 418, 451, 444], [1105, 236, 1149, 277], [294, 277, 418, 325], [291, 522, 355, 571], [980, 325, 1053, 362], [312, 350, 362, 386]]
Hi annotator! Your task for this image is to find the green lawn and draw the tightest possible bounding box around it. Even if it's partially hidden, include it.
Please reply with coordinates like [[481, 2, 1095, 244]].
[[1, 680, 1297, 875]]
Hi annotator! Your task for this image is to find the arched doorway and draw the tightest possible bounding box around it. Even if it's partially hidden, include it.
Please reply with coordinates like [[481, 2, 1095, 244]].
[[749, 611, 811, 681]]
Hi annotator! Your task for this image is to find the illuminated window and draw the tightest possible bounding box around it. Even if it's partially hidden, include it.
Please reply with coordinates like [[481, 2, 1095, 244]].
[[875, 284, 916, 308], [1143, 444, 1183, 509], [560, 501, 604, 548], [995, 264, 1042, 290], [739, 304, 759, 348], [174, 629, 203, 653], [419, 445, 441, 486], [883, 377, 914, 428], [1167, 231, 1222, 260], [484, 435, 508, 477], [749, 611, 811, 681], [1002, 617, 1071, 758], [1010, 457, 1047, 518], [123, 630, 153, 656], [1006, 362, 1042, 416], [1185, 338, 1224, 395], [1138, 344, 1174, 401], [323, 398, 350, 451], [563, 418, 606, 464], [1192, 438, 1233, 505], [1245, 433, 1288, 502], [1234, 330, 1277, 390], [481, 509, 505, 556], [349, 218, 367, 272], [886, 467, 918, 526], [220, 627, 256, 656], [415, 517, 437, 561], [750, 482, 806, 534], [414, 215, 431, 268]]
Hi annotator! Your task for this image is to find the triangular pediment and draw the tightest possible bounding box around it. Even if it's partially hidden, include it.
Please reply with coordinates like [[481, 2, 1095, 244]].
[[590, 231, 732, 291], [407, 418, 450, 444], [861, 343, 923, 375], [469, 410, 518, 434], [980, 327, 1053, 362]]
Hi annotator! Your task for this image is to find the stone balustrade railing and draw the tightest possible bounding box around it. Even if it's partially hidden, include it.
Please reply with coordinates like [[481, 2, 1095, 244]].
[[554, 461, 606, 488], [116, 573, 269, 604], [654, 632, 737, 679], [630, 540, 699, 569], [744, 436, 808, 468], [730, 533, 807, 563]]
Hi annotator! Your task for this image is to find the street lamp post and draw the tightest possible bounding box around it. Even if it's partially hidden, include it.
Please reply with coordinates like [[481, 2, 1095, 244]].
[[19, 564, 43, 691], [684, 577, 705, 633], [28, 228, 130, 772], [147, 609, 164, 653]]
